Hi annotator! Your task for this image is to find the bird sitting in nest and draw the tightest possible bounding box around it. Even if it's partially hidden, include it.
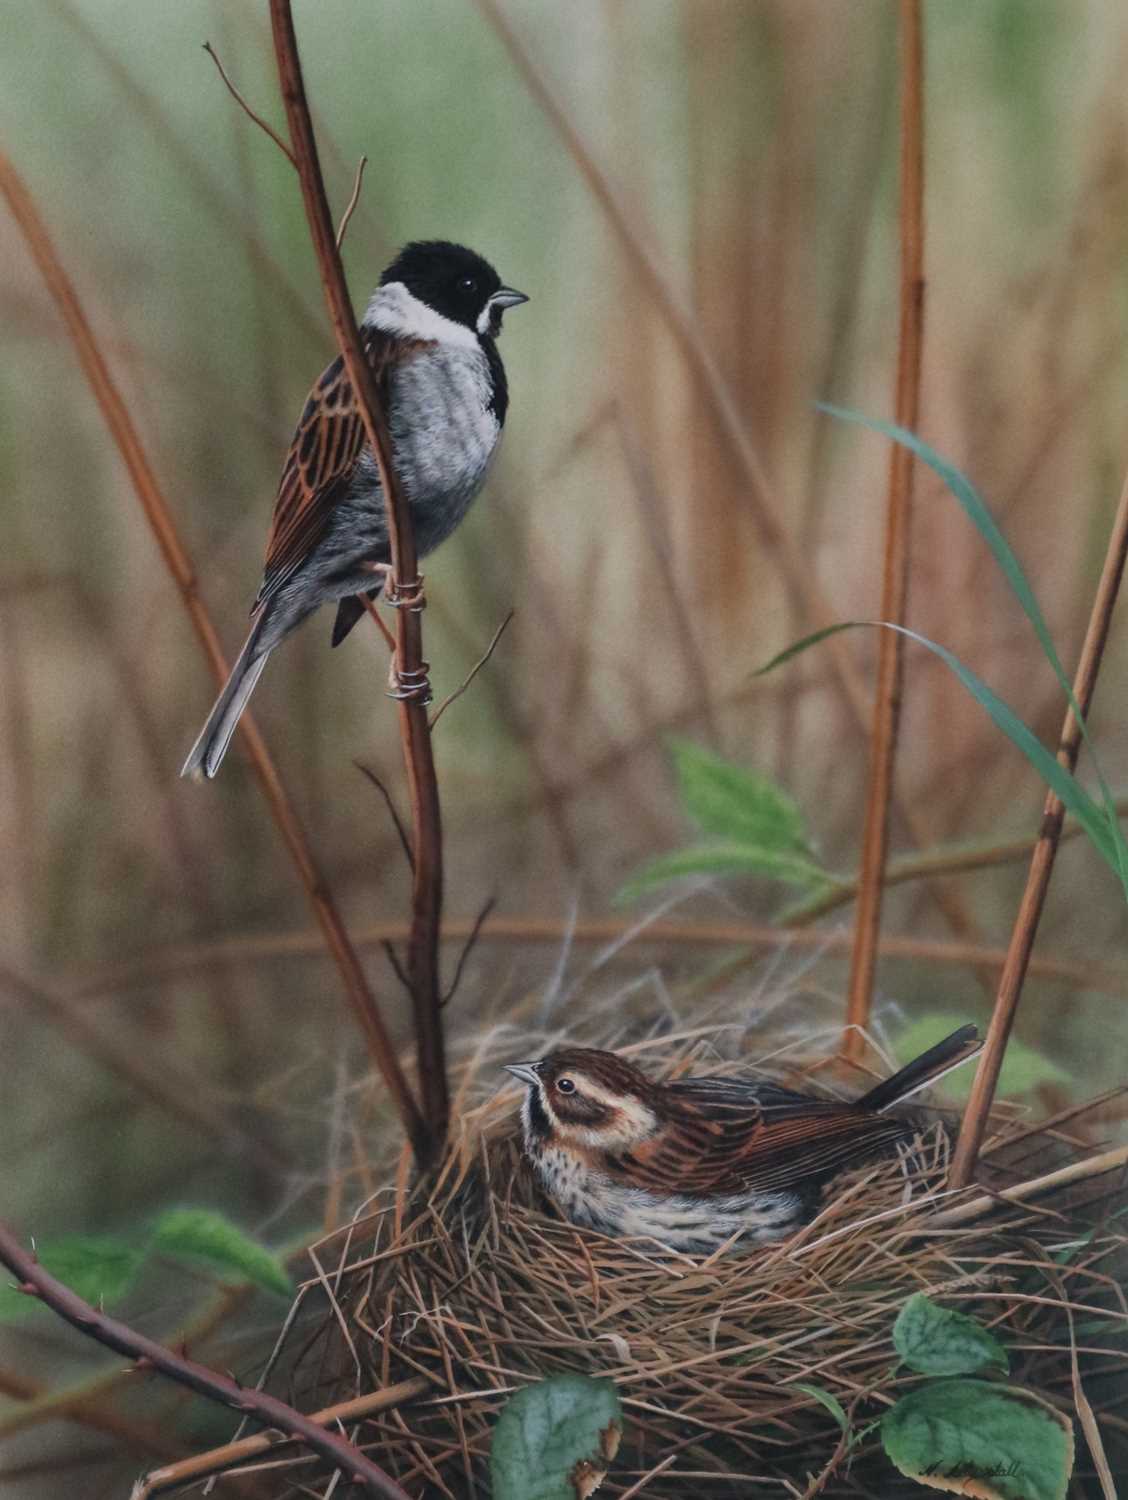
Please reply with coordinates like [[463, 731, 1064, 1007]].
[[506, 1024, 980, 1254]]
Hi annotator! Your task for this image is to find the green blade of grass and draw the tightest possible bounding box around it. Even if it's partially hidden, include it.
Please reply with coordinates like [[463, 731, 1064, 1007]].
[[817, 403, 1127, 885], [757, 621, 1121, 880]]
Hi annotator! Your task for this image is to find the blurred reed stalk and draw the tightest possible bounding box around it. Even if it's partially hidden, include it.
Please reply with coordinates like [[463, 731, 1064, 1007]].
[[951, 461, 1128, 1185], [844, 0, 925, 1058], [0, 147, 425, 1155], [269, 0, 448, 1164], [477, 0, 994, 980]]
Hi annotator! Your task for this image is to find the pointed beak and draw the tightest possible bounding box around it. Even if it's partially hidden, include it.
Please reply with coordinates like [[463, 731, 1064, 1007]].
[[504, 1062, 541, 1087], [490, 287, 529, 311]]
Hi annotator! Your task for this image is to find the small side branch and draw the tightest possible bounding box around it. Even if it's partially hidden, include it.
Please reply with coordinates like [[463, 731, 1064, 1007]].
[[429, 609, 514, 731], [336, 155, 368, 248], [202, 41, 296, 167], [950, 463, 1128, 1185], [0, 1222, 412, 1500]]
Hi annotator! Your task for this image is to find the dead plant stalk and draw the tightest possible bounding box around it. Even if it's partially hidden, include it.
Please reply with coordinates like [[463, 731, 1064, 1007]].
[[951, 461, 1128, 1184], [268, 0, 448, 1162], [845, 0, 925, 1058], [0, 147, 425, 1156]]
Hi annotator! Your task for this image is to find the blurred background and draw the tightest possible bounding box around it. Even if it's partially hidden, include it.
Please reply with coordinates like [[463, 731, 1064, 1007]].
[[2, 0, 1128, 1493]]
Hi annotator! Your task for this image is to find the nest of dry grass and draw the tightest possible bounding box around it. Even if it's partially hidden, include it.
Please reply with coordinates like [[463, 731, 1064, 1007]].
[[262, 1026, 1128, 1499]]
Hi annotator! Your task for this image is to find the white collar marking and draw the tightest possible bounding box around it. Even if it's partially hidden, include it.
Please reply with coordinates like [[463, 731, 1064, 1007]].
[[363, 281, 479, 351]]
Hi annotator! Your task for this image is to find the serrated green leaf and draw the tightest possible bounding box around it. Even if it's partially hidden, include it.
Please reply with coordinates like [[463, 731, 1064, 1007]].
[[790, 1382, 850, 1434], [616, 842, 835, 906], [490, 1375, 621, 1500], [0, 1236, 143, 1323], [151, 1210, 290, 1297], [893, 1293, 1009, 1376], [756, 620, 1123, 885], [817, 404, 1128, 895], [895, 1014, 1067, 1101], [666, 737, 813, 855], [882, 1380, 1074, 1500]]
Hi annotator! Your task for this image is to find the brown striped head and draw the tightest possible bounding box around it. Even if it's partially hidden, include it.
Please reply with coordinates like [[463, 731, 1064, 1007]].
[[505, 1048, 658, 1151]]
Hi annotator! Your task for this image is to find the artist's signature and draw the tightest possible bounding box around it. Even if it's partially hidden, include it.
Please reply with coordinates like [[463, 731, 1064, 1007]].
[[923, 1462, 1022, 1479]]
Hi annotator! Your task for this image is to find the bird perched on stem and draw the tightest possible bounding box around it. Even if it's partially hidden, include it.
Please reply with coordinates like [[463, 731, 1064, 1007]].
[[506, 1025, 981, 1253], [182, 240, 527, 779]]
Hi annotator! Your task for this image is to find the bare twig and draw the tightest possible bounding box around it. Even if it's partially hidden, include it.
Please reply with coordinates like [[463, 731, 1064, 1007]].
[[442, 895, 497, 1007], [951, 462, 1128, 1185], [336, 155, 368, 249], [0, 148, 425, 1153], [202, 41, 296, 166], [845, 0, 925, 1058], [429, 610, 514, 730], [382, 940, 413, 999], [0, 1223, 411, 1500], [355, 761, 414, 872], [132, 1377, 430, 1499], [269, 0, 448, 1162]]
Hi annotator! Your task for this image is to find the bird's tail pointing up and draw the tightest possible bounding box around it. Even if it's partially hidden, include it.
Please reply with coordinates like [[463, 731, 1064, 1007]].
[[857, 1024, 982, 1113]]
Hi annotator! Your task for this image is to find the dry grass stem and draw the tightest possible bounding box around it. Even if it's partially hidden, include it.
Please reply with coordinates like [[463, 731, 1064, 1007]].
[[132, 1377, 431, 1499], [845, 0, 926, 1055], [952, 459, 1128, 1184]]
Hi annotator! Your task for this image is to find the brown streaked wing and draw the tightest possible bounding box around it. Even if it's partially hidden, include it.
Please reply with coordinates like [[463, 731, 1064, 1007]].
[[614, 1102, 911, 1198], [254, 330, 429, 610]]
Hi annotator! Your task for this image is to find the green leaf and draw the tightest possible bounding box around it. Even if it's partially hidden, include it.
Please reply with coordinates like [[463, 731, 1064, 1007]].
[[151, 1209, 291, 1297], [882, 1380, 1074, 1500], [490, 1375, 622, 1500], [666, 737, 812, 854], [894, 1014, 1067, 1101], [616, 842, 835, 905], [756, 621, 1122, 882], [790, 1382, 850, 1434], [817, 405, 1128, 894], [0, 1236, 143, 1322], [893, 1293, 1009, 1376]]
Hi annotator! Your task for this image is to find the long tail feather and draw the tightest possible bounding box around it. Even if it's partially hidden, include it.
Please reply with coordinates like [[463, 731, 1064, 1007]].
[[858, 1024, 981, 1112], [180, 629, 270, 780]]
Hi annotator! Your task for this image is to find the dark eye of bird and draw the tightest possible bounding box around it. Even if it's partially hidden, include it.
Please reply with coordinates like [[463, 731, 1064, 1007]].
[[458, 275, 477, 293], [556, 1077, 575, 1094]]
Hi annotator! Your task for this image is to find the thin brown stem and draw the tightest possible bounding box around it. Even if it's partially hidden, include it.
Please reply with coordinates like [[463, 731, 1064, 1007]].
[[845, 0, 925, 1058], [268, 0, 448, 1162], [950, 465, 1128, 1184], [202, 41, 296, 166], [0, 147, 425, 1152], [132, 1377, 430, 1498], [336, 154, 368, 249], [0, 1223, 411, 1500], [429, 610, 514, 730], [66, 917, 1128, 1002]]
